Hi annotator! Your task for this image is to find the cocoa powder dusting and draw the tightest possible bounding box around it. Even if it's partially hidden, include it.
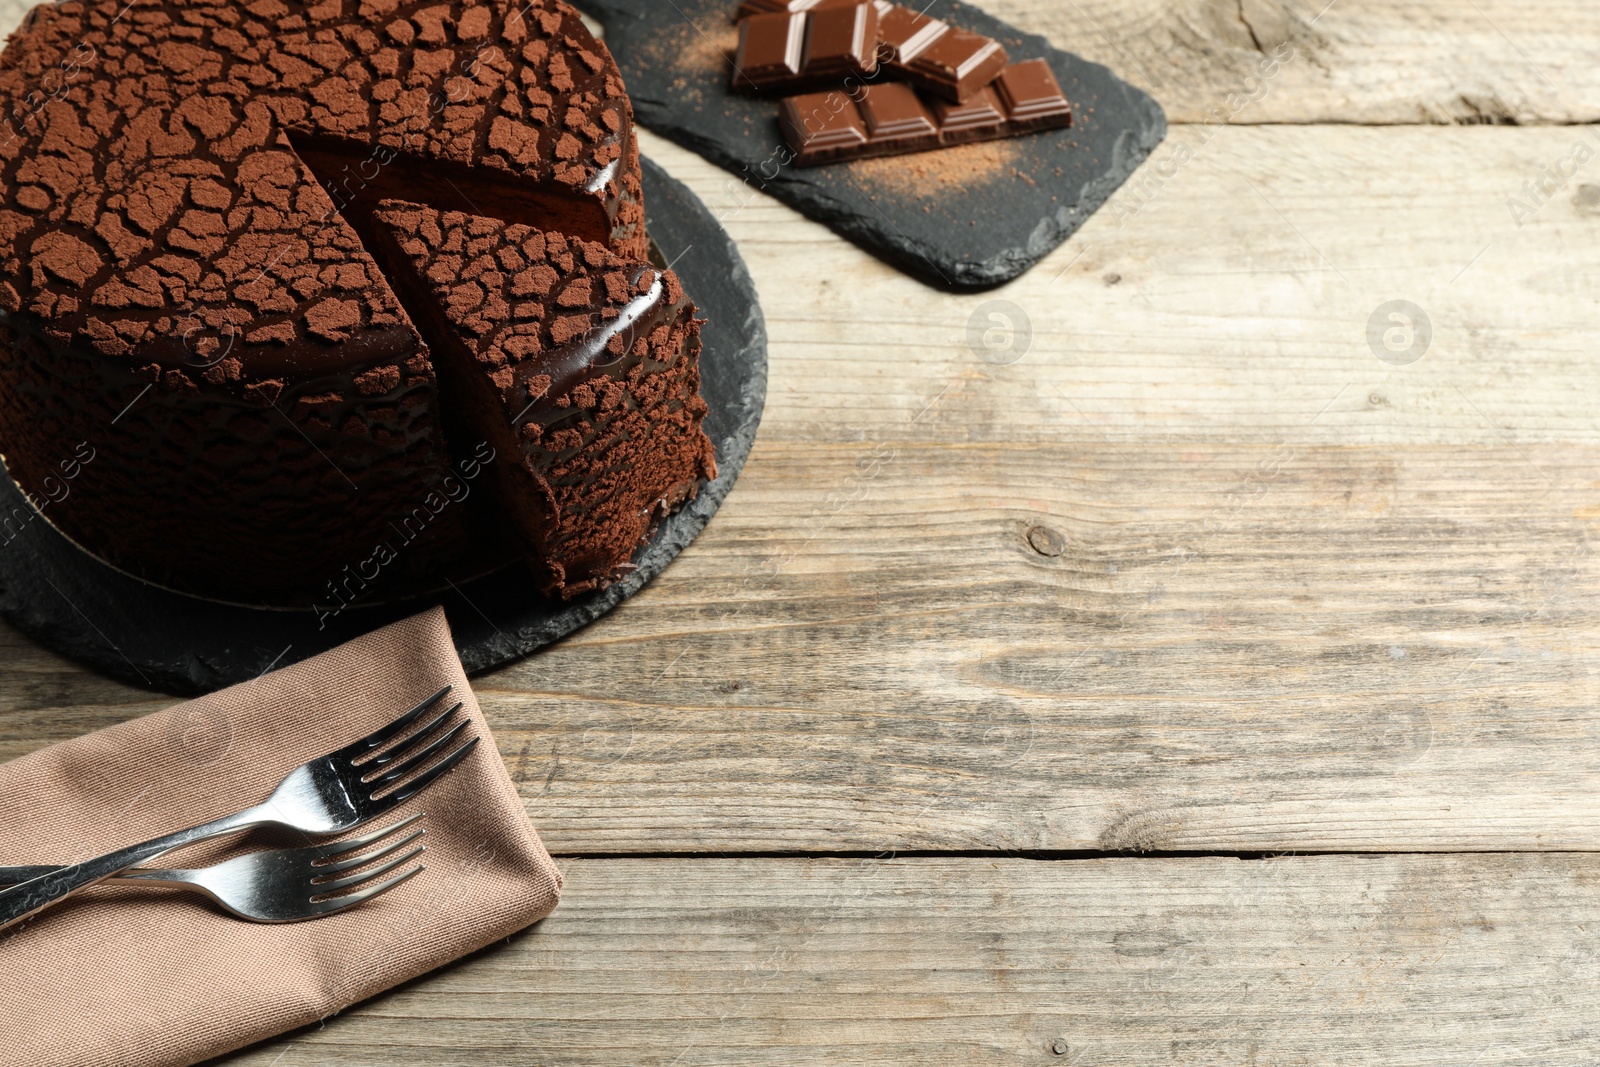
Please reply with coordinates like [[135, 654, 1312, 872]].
[[847, 138, 1029, 199]]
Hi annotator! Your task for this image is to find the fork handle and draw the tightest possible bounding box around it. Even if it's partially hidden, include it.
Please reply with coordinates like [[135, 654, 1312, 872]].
[[0, 808, 265, 932], [0, 867, 190, 885]]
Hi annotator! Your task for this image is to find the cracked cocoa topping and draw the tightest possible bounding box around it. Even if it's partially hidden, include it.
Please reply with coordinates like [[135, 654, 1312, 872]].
[[0, 0, 641, 376], [0, 0, 708, 606]]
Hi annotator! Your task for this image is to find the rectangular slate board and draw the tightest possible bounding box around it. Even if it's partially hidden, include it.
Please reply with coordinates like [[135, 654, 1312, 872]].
[[578, 0, 1167, 290]]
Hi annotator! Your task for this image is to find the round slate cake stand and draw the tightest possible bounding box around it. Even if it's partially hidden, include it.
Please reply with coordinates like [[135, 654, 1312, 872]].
[[0, 158, 767, 695]]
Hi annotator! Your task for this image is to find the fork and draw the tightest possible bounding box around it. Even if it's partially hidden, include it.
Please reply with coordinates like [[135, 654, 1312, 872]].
[[0, 813, 428, 923], [0, 685, 478, 933]]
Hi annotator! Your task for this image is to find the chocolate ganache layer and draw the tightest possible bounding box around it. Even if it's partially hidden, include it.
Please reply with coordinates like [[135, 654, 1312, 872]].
[[0, 0, 712, 607]]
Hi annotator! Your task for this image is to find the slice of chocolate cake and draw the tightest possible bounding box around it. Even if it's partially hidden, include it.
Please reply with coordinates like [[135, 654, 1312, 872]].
[[371, 201, 716, 598]]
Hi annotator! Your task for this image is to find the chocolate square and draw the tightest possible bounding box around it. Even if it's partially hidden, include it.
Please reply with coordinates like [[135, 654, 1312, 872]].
[[802, 2, 880, 78], [872, 0, 947, 63], [996, 58, 1072, 128], [932, 85, 1006, 142], [904, 26, 1008, 102], [779, 91, 870, 164], [736, 0, 865, 19], [733, 11, 806, 89], [857, 82, 939, 142]]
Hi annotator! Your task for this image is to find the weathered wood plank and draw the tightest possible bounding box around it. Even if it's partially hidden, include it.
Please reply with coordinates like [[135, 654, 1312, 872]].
[[6, 126, 1600, 852], [647, 123, 1600, 448], [980, 0, 1600, 126], [0, 13, 1588, 1064], [487, 125, 1600, 853], [214, 854, 1600, 1065], [482, 444, 1600, 854], [0, 622, 164, 763]]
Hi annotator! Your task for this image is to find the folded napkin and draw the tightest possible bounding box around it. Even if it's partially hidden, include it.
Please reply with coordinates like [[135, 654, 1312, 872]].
[[0, 607, 561, 1067]]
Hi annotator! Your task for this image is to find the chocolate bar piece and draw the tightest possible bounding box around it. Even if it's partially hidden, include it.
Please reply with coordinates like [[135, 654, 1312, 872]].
[[858, 82, 940, 150], [735, 0, 863, 18], [733, 4, 879, 91], [806, 2, 880, 80], [873, 1, 1008, 103], [778, 59, 1071, 167], [736, 0, 1006, 103], [993, 58, 1073, 131], [873, 1, 946, 62], [930, 86, 1005, 143], [780, 92, 870, 158], [734, 10, 806, 87], [901, 26, 1008, 103]]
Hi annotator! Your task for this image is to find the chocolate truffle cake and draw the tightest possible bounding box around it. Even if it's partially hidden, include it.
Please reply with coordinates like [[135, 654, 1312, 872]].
[[372, 202, 715, 597], [0, 0, 712, 606]]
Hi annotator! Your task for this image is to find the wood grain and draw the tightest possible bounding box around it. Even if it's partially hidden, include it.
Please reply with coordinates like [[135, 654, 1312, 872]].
[[213, 854, 1600, 1066], [696, 121, 1600, 449], [0, 4, 1593, 1063], [493, 125, 1600, 853], [951, 0, 1600, 126]]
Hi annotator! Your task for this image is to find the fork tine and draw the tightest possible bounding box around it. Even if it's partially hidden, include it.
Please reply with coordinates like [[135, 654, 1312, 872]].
[[347, 685, 453, 756], [362, 702, 463, 770], [309, 812, 425, 861], [313, 844, 427, 895], [368, 718, 472, 790], [304, 864, 424, 917], [385, 735, 481, 805], [318, 826, 428, 875]]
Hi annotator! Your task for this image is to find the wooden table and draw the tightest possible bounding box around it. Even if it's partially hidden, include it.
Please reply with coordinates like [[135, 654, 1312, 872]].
[[4, 0, 1600, 1062]]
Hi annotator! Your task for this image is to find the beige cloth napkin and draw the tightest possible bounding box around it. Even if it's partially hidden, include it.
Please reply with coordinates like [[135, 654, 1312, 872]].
[[0, 606, 561, 1067]]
